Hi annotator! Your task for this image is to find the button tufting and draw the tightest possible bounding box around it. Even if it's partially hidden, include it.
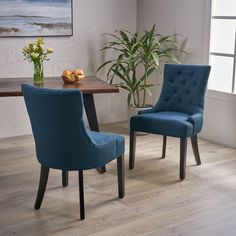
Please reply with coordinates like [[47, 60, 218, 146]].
[[182, 80, 186, 85], [186, 90, 190, 94], [193, 82, 197, 86], [174, 89, 177, 93], [178, 71, 182, 75], [190, 72, 194, 76]]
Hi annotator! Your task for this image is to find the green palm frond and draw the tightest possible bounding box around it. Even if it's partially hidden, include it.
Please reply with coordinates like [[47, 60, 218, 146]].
[[97, 24, 184, 108]]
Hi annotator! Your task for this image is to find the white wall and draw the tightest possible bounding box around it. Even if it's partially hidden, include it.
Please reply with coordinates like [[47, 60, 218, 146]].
[[137, 0, 236, 148], [138, 0, 210, 64], [0, 0, 137, 138], [202, 90, 236, 148]]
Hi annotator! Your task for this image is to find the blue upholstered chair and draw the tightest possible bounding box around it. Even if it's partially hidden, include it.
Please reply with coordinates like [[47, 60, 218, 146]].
[[129, 64, 211, 180], [22, 84, 125, 220]]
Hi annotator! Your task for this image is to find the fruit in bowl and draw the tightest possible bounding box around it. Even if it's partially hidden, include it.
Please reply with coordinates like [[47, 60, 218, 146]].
[[74, 69, 85, 81], [61, 69, 85, 84], [62, 70, 76, 84]]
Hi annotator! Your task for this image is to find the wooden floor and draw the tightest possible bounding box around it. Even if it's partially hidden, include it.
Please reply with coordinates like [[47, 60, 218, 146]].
[[1, 122, 236, 236]]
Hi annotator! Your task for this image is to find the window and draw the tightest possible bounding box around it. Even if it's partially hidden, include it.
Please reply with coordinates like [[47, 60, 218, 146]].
[[209, 0, 236, 94]]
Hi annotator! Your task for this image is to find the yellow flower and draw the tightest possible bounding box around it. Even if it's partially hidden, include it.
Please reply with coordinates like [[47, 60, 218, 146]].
[[32, 44, 37, 51], [23, 46, 30, 53], [39, 44, 44, 50], [47, 47, 54, 53], [37, 37, 44, 46], [31, 53, 40, 60], [23, 37, 53, 63]]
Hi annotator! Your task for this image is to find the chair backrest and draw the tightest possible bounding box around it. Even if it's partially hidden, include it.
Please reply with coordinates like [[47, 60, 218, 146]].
[[22, 84, 96, 170], [155, 64, 211, 115]]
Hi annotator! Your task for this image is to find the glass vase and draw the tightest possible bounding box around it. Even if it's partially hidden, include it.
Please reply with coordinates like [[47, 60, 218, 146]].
[[33, 61, 44, 85]]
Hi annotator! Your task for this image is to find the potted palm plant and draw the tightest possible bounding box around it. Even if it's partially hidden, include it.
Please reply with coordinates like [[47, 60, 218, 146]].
[[97, 25, 181, 118]]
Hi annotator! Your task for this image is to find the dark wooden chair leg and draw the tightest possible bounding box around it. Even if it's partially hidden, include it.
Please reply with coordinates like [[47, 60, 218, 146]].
[[78, 170, 85, 220], [162, 135, 167, 158], [100, 166, 106, 173], [62, 170, 68, 187], [117, 155, 125, 198], [129, 130, 137, 169], [34, 165, 49, 210], [180, 138, 187, 180], [191, 135, 201, 165]]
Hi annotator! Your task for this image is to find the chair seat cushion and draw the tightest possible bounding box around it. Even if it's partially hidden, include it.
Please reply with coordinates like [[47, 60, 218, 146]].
[[130, 111, 194, 138], [87, 131, 125, 157]]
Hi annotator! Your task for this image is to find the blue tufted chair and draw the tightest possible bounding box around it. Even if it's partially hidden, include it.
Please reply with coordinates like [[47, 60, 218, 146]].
[[129, 64, 211, 180], [22, 84, 125, 220]]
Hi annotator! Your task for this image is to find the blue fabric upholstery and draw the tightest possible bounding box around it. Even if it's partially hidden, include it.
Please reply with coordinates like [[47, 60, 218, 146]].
[[87, 131, 125, 157], [22, 84, 125, 171], [131, 111, 193, 138], [130, 64, 211, 138]]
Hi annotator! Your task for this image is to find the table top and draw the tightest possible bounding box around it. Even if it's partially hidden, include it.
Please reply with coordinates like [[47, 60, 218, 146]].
[[0, 76, 119, 97]]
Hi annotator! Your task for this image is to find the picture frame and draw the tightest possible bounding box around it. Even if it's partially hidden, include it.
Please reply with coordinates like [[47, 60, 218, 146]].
[[0, 0, 73, 38]]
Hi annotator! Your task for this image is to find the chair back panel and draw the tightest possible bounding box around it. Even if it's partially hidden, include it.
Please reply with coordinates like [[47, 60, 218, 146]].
[[22, 84, 96, 170], [155, 64, 211, 115]]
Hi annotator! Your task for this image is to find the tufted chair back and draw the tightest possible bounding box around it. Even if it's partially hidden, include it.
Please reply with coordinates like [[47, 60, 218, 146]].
[[155, 64, 211, 115]]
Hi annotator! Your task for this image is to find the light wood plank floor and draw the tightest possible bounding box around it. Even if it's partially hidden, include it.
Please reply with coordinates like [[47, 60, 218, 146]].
[[0, 122, 236, 236]]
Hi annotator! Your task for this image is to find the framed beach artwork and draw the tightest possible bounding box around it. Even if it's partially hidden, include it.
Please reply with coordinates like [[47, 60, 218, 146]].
[[0, 0, 73, 37]]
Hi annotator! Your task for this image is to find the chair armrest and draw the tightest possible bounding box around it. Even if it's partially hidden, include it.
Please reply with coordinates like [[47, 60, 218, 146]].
[[187, 113, 203, 135], [138, 107, 157, 115]]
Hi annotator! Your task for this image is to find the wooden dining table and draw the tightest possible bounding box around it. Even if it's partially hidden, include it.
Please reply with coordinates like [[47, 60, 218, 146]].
[[0, 76, 119, 173]]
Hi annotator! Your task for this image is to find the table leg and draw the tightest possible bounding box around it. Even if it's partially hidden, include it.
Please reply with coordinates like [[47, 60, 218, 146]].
[[83, 94, 106, 173]]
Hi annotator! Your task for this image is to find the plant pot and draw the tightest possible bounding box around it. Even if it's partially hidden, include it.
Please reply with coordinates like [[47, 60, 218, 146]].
[[127, 105, 152, 135]]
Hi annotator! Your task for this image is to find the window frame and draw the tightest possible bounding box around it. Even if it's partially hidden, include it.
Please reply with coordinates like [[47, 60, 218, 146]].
[[209, 10, 236, 94]]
